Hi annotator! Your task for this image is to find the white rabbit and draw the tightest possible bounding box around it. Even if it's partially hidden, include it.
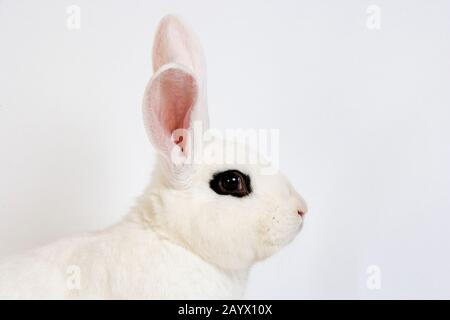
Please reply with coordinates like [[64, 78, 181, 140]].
[[0, 15, 307, 299]]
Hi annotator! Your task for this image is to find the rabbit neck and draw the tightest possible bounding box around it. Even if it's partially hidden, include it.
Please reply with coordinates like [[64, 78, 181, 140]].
[[121, 209, 249, 298]]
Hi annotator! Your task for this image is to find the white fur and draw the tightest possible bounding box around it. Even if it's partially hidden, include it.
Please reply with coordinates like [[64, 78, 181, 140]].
[[0, 15, 307, 299]]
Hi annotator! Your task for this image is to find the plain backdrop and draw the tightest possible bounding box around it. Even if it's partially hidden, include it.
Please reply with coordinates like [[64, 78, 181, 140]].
[[1, 0, 450, 299]]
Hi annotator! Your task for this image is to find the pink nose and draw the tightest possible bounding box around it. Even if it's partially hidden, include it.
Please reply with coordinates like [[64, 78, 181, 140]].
[[297, 210, 305, 217]]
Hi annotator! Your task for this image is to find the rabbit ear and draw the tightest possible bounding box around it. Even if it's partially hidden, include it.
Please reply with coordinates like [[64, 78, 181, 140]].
[[143, 15, 209, 162], [143, 63, 198, 158], [152, 15, 206, 83]]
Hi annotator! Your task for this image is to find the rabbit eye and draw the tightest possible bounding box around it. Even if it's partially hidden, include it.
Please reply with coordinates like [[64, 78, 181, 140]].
[[209, 170, 252, 198]]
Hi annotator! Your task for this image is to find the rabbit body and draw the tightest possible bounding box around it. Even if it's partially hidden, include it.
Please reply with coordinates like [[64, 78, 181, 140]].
[[0, 217, 246, 299]]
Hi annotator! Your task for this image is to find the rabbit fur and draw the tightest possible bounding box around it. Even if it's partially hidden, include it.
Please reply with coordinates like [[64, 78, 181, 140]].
[[0, 15, 307, 299]]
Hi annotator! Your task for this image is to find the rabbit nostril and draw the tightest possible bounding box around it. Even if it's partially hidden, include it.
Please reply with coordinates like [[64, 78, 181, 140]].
[[297, 210, 305, 217]]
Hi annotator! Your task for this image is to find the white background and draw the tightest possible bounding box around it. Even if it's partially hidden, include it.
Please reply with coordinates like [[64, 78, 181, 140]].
[[1, 0, 450, 299]]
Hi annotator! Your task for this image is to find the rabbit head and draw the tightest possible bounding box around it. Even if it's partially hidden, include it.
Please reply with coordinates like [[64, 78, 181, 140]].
[[141, 15, 307, 270]]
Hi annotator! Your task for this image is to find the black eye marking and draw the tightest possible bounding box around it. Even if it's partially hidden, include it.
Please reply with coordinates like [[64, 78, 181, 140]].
[[209, 170, 252, 198]]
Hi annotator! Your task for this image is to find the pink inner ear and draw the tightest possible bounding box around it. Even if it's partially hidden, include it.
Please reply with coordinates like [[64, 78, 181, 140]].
[[145, 67, 198, 153]]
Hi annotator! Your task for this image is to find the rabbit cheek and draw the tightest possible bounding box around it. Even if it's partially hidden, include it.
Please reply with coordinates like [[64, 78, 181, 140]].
[[256, 202, 302, 258]]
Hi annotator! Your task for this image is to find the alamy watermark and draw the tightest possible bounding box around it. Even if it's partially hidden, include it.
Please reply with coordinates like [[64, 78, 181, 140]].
[[169, 121, 280, 175], [66, 264, 81, 290], [366, 5, 381, 30], [66, 5, 81, 30], [366, 265, 382, 290]]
